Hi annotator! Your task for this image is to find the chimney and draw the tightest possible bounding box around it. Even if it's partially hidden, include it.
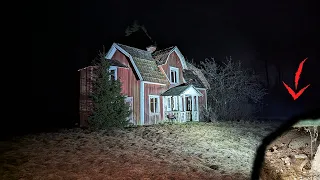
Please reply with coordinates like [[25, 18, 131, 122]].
[[146, 45, 157, 53]]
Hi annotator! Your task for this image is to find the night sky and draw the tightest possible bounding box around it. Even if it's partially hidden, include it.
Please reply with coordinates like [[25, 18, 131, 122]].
[[31, 0, 319, 134]]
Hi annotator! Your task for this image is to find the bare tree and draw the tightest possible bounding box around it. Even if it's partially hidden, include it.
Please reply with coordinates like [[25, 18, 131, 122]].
[[197, 57, 267, 121]]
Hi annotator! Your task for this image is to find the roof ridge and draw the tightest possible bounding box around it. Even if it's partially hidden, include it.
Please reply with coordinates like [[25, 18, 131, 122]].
[[116, 43, 151, 53]]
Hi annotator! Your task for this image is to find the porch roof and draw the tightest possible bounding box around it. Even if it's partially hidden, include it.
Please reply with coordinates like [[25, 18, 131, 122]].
[[161, 84, 203, 96]]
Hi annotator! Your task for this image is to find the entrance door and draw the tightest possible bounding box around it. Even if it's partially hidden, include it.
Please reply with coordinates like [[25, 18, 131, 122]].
[[125, 97, 134, 124], [186, 96, 192, 121]]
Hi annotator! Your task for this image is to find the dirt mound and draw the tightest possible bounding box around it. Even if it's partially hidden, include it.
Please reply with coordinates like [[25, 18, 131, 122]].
[[260, 128, 320, 180]]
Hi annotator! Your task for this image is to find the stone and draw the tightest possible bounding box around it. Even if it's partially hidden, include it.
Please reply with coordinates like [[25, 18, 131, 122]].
[[294, 154, 308, 159], [266, 151, 272, 156]]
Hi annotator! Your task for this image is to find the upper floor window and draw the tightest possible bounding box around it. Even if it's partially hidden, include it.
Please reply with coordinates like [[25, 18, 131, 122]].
[[109, 66, 117, 80], [169, 66, 179, 84]]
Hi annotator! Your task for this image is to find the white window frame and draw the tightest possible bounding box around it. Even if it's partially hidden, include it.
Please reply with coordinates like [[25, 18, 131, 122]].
[[109, 66, 117, 80], [149, 95, 160, 114], [171, 96, 179, 111], [169, 66, 179, 84], [167, 96, 171, 111]]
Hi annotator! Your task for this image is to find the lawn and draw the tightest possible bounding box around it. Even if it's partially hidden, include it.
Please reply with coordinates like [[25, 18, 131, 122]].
[[0, 121, 281, 180]]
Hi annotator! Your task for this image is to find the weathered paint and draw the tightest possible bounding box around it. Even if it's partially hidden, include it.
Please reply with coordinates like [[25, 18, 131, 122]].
[[110, 50, 141, 125], [79, 47, 208, 126], [79, 66, 96, 127], [197, 89, 207, 120], [144, 83, 168, 124]]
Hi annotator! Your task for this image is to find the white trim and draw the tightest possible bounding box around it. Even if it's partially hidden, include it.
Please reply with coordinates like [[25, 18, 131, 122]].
[[109, 66, 117, 80], [140, 81, 145, 125], [162, 96, 165, 121], [118, 66, 129, 69], [105, 43, 143, 81], [143, 81, 167, 86], [196, 96, 199, 120], [149, 95, 160, 114], [181, 85, 203, 96], [169, 66, 179, 84], [164, 46, 188, 70], [106, 46, 116, 59], [196, 88, 207, 90]]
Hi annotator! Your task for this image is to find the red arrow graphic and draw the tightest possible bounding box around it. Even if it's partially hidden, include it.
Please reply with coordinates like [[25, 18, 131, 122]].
[[283, 58, 310, 100]]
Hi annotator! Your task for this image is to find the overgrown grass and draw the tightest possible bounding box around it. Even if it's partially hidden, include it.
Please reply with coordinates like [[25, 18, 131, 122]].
[[0, 120, 280, 180]]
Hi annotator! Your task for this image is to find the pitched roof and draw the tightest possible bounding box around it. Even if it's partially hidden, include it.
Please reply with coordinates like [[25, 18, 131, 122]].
[[152, 46, 175, 65], [116, 43, 168, 84], [117, 43, 154, 60], [183, 69, 206, 88], [185, 61, 210, 89], [161, 84, 202, 96]]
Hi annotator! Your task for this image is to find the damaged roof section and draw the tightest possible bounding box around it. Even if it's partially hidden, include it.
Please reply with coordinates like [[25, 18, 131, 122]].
[[152, 46, 175, 65], [183, 69, 206, 88], [185, 61, 210, 89]]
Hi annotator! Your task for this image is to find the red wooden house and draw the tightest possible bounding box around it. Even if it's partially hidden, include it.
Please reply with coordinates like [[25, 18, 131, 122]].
[[78, 43, 210, 127]]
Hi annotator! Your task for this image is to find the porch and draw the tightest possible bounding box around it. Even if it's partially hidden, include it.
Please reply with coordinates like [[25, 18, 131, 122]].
[[161, 84, 203, 122]]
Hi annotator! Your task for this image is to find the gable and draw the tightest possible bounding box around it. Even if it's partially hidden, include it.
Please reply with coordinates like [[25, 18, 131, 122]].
[[106, 43, 143, 80], [152, 46, 187, 69], [161, 84, 203, 96], [106, 43, 168, 84]]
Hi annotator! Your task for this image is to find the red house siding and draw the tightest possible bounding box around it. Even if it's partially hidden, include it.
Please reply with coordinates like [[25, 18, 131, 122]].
[[110, 50, 141, 125], [79, 66, 96, 127], [198, 89, 207, 120], [144, 83, 168, 125], [160, 51, 184, 85]]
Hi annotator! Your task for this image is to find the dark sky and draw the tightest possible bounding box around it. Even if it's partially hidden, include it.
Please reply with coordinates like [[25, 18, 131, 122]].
[[32, 0, 319, 130]]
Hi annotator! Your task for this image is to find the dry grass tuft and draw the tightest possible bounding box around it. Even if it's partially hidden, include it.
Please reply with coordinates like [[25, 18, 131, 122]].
[[0, 121, 280, 180]]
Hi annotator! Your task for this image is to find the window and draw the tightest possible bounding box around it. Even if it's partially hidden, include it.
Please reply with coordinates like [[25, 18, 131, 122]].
[[109, 66, 117, 80], [169, 67, 179, 84], [171, 96, 179, 111], [186, 96, 192, 111], [149, 95, 160, 113]]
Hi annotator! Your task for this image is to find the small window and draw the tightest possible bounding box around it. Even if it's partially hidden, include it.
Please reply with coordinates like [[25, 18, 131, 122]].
[[170, 67, 179, 84], [109, 66, 117, 80], [150, 96, 160, 113], [110, 70, 116, 80]]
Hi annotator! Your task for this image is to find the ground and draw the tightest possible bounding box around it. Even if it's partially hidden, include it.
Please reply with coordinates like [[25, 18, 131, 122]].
[[260, 127, 320, 180], [0, 121, 317, 180]]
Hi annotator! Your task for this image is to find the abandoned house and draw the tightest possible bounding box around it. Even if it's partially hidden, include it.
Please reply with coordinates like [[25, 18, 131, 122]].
[[78, 43, 210, 127]]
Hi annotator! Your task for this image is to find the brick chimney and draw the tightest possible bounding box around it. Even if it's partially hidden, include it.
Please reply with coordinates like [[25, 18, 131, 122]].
[[146, 45, 157, 53]]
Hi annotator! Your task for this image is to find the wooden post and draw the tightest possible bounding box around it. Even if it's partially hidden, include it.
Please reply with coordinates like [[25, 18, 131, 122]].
[[183, 94, 186, 122], [196, 96, 199, 121], [191, 95, 194, 121]]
